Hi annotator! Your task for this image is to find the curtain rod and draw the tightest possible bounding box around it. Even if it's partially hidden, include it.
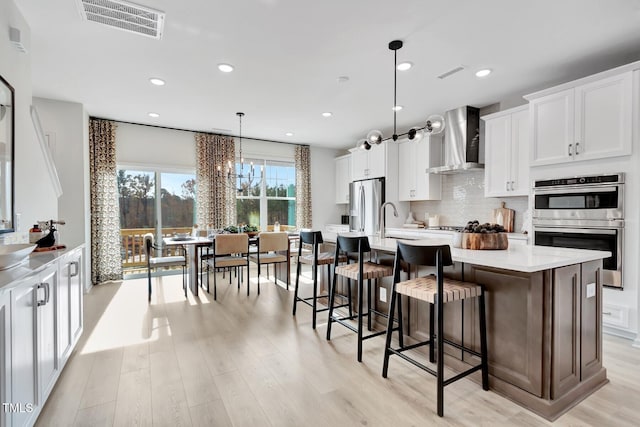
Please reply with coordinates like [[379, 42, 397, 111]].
[[90, 116, 309, 147]]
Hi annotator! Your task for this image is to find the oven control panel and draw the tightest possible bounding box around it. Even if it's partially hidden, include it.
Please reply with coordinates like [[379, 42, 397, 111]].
[[534, 173, 623, 188]]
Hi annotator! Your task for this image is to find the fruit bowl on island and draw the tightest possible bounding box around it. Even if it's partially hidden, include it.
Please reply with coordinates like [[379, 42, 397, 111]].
[[459, 220, 508, 250]]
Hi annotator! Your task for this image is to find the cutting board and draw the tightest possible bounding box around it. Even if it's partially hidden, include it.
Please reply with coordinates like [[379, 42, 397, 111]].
[[492, 202, 515, 233], [34, 244, 67, 252]]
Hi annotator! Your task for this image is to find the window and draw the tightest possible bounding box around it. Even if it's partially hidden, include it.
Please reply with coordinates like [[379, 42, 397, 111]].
[[117, 167, 195, 271], [236, 160, 296, 230]]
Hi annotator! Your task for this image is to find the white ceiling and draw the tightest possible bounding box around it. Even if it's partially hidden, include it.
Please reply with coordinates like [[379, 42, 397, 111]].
[[15, 0, 640, 150]]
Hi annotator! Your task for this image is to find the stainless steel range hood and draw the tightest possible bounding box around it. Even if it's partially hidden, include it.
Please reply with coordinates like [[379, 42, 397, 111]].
[[427, 106, 483, 174]]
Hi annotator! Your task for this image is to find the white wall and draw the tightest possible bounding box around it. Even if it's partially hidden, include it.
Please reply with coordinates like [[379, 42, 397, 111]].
[[33, 98, 87, 247], [0, 0, 57, 243], [310, 146, 343, 228]]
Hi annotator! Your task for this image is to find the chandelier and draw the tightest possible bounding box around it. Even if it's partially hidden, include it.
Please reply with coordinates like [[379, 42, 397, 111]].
[[358, 40, 446, 150], [217, 112, 261, 194]]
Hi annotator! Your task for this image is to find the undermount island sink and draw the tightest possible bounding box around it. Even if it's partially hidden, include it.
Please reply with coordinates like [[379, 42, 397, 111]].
[[0, 243, 37, 271]]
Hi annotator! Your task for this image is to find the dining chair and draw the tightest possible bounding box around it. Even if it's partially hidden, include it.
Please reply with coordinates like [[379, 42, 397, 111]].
[[249, 232, 290, 294], [381, 241, 489, 417], [143, 233, 187, 302], [205, 233, 250, 299]]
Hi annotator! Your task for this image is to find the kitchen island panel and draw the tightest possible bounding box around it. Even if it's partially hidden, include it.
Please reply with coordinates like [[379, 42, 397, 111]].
[[468, 265, 544, 397]]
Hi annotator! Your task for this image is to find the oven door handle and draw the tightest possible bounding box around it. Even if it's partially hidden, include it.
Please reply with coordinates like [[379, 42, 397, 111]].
[[533, 186, 618, 195], [534, 227, 617, 235]]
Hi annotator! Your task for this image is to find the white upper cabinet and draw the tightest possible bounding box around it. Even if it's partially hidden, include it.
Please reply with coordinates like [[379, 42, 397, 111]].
[[334, 155, 351, 204], [483, 106, 529, 197], [351, 143, 386, 181], [527, 71, 632, 166], [398, 135, 442, 201]]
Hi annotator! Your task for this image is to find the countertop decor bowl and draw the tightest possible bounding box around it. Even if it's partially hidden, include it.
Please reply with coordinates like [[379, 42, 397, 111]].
[[174, 232, 190, 239], [461, 232, 508, 250], [0, 243, 37, 270]]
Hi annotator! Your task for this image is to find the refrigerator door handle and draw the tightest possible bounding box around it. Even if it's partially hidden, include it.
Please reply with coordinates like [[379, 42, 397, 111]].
[[359, 185, 365, 232]]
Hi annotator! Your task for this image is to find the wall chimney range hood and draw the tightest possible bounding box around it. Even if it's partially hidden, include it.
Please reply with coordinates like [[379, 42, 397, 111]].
[[427, 106, 483, 174]]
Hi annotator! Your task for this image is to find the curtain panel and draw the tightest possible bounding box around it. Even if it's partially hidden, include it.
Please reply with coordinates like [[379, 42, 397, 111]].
[[295, 145, 312, 229], [195, 133, 236, 229], [89, 118, 123, 284]]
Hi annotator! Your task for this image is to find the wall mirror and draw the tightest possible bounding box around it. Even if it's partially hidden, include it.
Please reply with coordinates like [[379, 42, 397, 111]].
[[0, 75, 15, 234]]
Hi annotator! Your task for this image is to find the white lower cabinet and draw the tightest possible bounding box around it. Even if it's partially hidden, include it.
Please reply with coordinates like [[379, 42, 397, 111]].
[[10, 279, 39, 427], [2, 246, 84, 427], [1, 292, 11, 427]]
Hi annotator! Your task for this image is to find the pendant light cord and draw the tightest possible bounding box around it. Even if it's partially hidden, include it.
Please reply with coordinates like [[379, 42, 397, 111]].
[[393, 48, 397, 140]]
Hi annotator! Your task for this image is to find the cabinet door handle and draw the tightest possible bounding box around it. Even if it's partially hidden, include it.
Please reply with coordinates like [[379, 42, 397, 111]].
[[510, 181, 515, 191], [575, 142, 580, 155], [37, 282, 50, 306], [506, 181, 509, 191], [70, 261, 79, 277], [568, 144, 573, 156]]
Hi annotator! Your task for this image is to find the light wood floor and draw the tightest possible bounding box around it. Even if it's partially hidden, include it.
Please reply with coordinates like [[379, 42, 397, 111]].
[[36, 267, 640, 427]]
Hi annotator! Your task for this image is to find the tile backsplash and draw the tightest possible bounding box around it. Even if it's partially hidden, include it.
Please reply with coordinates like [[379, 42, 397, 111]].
[[410, 171, 530, 233]]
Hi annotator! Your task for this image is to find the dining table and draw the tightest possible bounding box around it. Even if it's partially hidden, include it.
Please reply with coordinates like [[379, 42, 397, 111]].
[[162, 235, 212, 296], [163, 232, 300, 297]]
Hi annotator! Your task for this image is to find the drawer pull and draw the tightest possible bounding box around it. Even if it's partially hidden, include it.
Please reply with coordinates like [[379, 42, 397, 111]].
[[602, 311, 612, 316]]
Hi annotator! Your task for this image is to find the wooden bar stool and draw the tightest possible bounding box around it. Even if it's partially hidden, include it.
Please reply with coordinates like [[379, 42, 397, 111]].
[[382, 241, 489, 417], [326, 235, 401, 362], [293, 231, 350, 329]]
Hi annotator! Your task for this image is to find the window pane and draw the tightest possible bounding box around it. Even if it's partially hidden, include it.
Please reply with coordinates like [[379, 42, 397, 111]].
[[236, 160, 262, 197], [267, 199, 296, 228], [237, 199, 261, 228], [265, 162, 295, 197], [117, 169, 156, 228], [160, 172, 195, 227]]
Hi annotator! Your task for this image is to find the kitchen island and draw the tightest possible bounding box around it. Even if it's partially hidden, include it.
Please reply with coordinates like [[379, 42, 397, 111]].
[[324, 233, 609, 421]]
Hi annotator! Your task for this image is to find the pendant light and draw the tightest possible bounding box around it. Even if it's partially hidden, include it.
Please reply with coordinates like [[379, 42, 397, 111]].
[[219, 112, 258, 194], [362, 39, 446, 148]]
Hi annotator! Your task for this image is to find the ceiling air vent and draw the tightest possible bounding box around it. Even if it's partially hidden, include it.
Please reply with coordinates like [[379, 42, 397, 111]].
[[76, 0, 165, 40], [437, 66, 465, 80]]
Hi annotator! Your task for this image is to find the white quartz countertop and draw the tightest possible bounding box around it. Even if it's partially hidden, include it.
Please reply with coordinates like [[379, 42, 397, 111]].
[[385, 227, 529, 241], [0, 246, 80, 293], [323, 233, 609, 273]]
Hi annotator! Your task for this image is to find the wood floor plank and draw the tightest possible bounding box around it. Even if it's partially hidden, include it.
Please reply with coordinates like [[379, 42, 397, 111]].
[[73, 401, 116, 427], [34, 272, 640, 427], [188, 399, 233, 427], [113, 368, 152, 427]]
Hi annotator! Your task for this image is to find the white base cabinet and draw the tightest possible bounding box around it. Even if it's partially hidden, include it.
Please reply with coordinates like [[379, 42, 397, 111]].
[[1, 246, 84, 427], [483, 105, 529, 197], [527, 71, 632, 166]]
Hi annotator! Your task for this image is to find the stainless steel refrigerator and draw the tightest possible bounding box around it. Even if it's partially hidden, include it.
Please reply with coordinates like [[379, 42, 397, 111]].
[[349, 177, 385, 235]]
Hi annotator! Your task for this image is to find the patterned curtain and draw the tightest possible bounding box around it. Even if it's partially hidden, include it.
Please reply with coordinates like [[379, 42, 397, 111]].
[[89, 118, 123, 284], [295, 145, 312, 229], [195, 133, 236, 229]]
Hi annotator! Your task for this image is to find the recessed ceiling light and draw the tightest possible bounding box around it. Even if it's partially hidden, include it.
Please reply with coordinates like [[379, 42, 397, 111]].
[[322, 112, 333, 117], [148, 112, 159, 118], [475, 68, 492, 78], [218, 63, 234, 73], [149, 77, 165, 86], [397, 62, 413, 71], [285, 132, 294, 137], [392, 105, 403, 111]]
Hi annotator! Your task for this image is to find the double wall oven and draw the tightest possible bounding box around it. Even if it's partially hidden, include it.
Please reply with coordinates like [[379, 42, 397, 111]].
[[533, 173, 624, 288]]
